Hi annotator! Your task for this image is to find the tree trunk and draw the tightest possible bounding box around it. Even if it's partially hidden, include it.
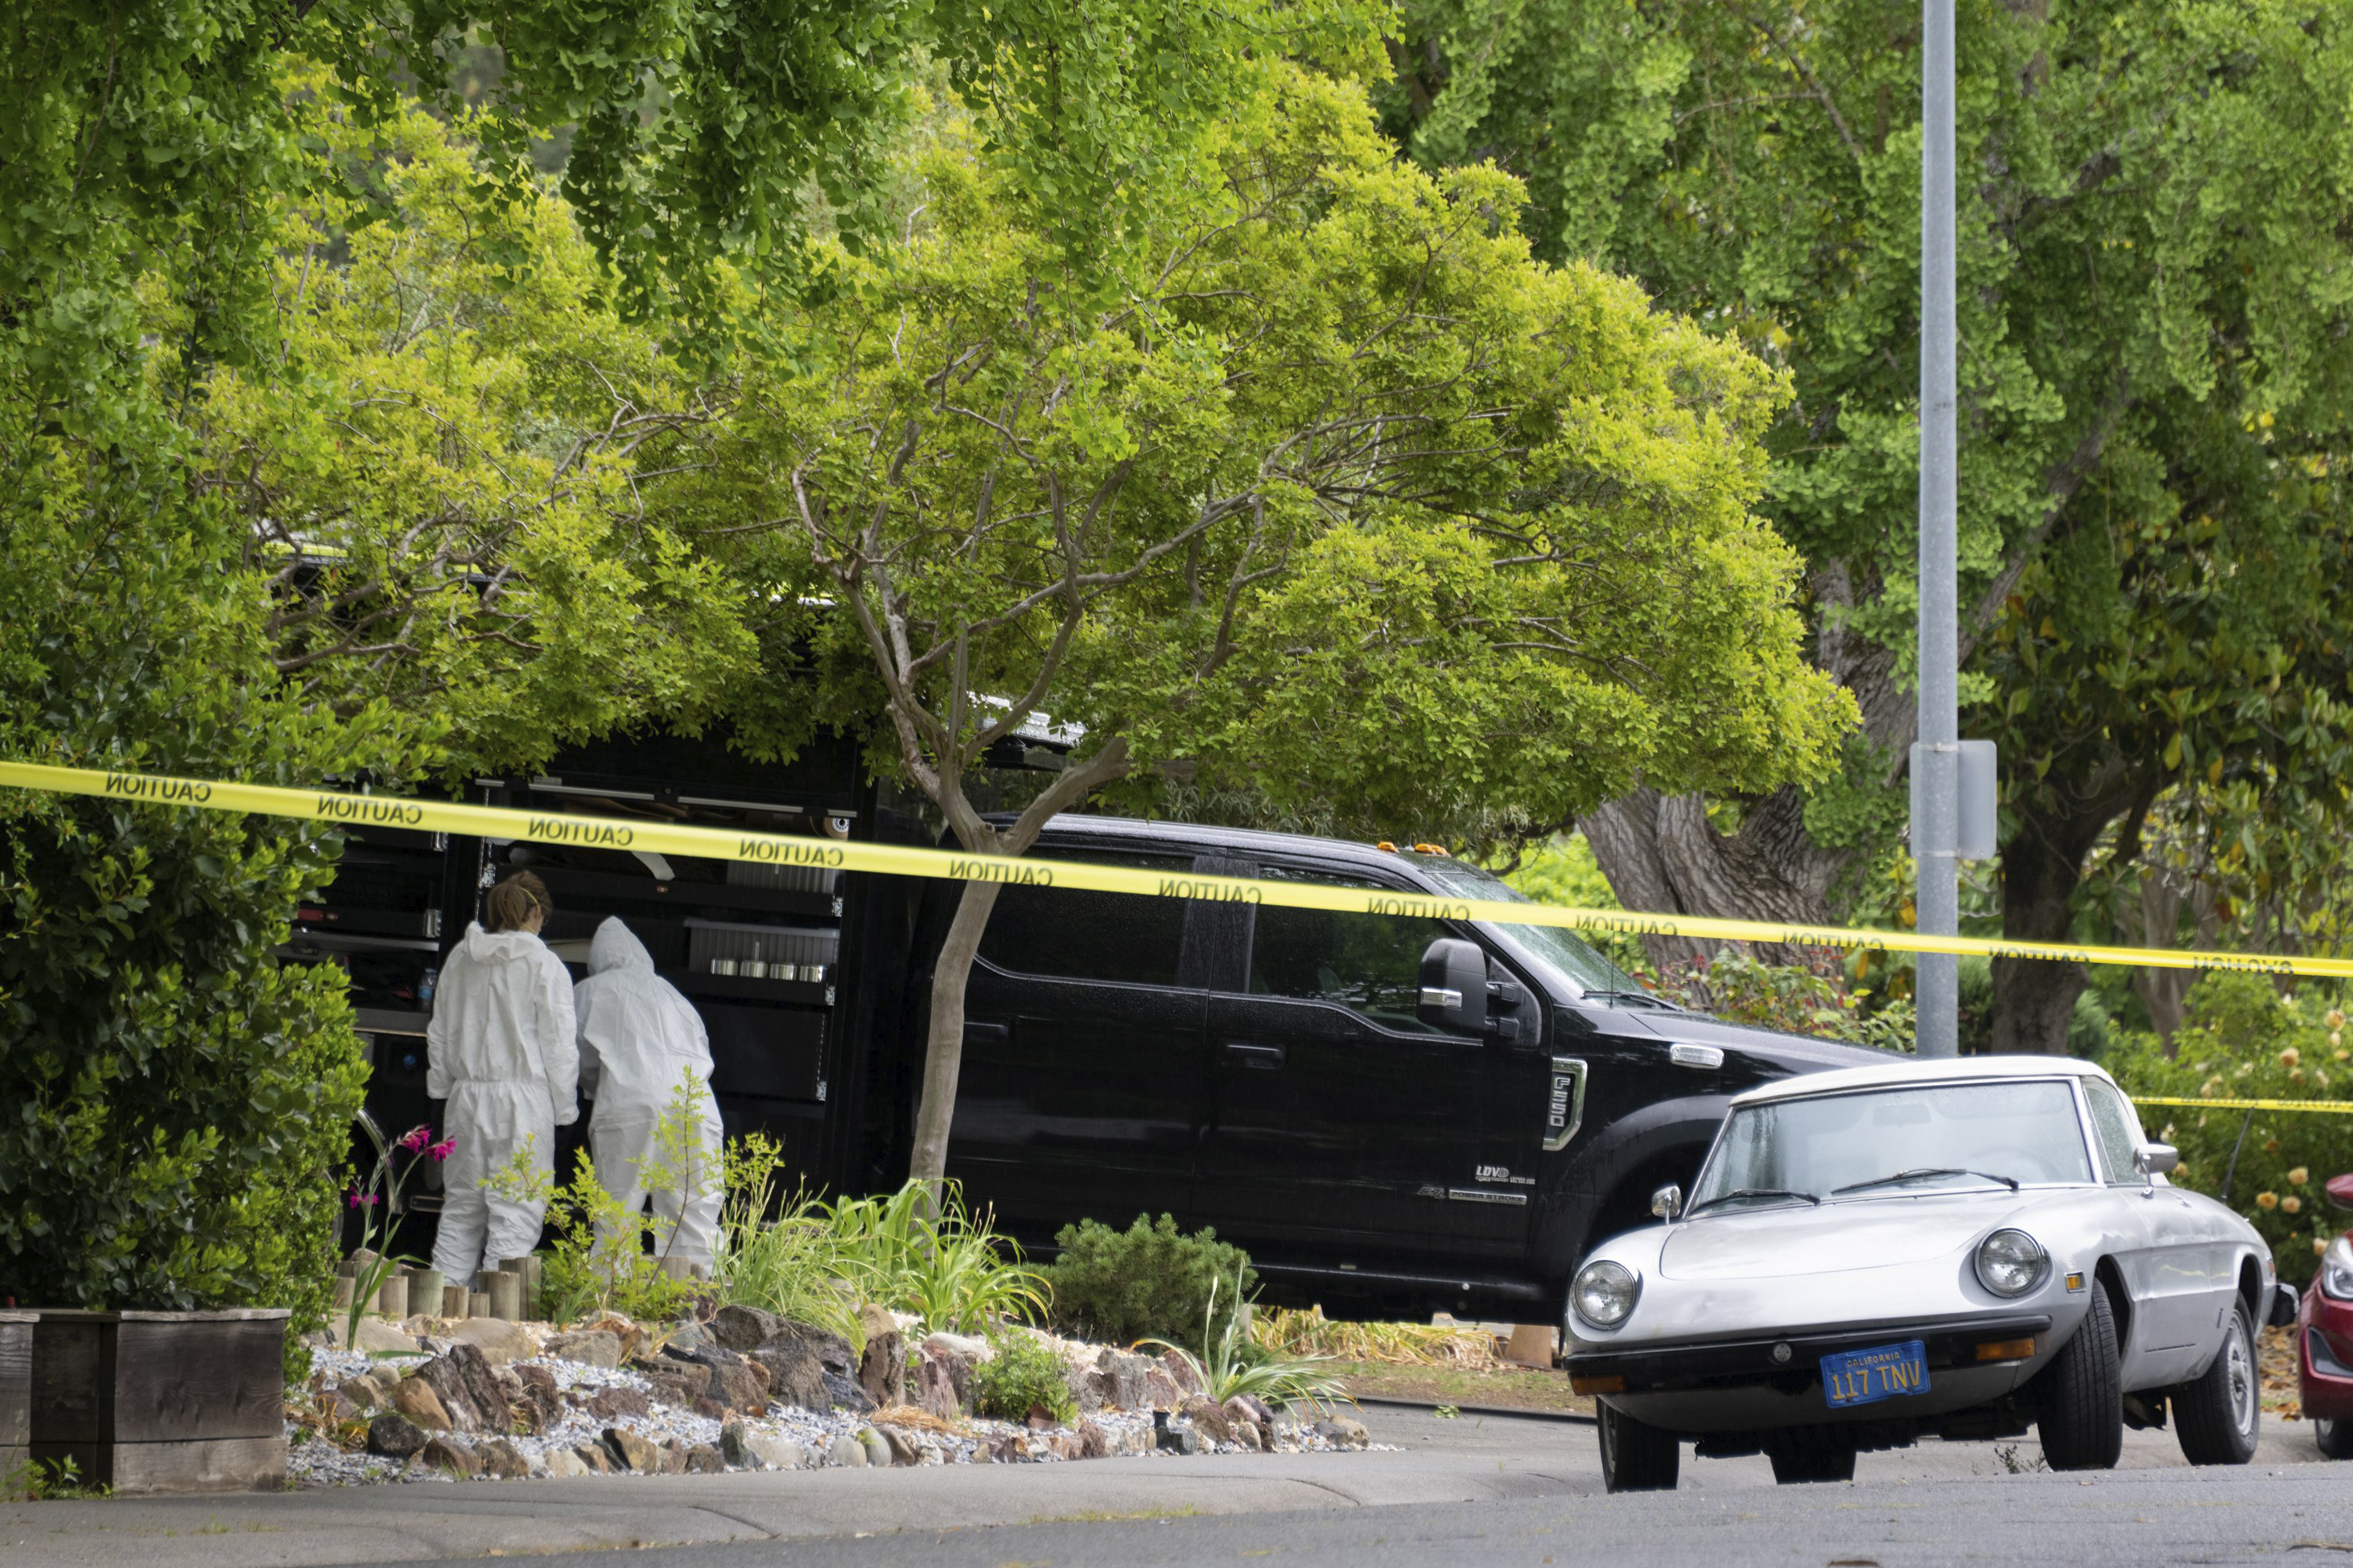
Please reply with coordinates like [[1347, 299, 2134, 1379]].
[[1988, 807, 2102, 1055], [905, 878, 1003, 1191], [1580, 784, 1854, 970], [2116, 864, 2218, 1052], [904, 737, 1132, 1187]]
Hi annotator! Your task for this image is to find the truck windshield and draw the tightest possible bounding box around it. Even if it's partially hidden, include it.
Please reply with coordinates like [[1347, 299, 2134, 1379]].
[[1415, 859, 1639, 997], [1689, 1080, 2095, 1209]]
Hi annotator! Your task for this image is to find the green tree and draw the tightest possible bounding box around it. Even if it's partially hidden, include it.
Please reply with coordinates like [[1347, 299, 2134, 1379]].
[[696, 67, 1855, 1182], [1379, 0, 2353, 1050]]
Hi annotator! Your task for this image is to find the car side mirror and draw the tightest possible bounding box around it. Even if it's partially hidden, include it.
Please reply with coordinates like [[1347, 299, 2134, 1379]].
[[1417, 937, 1489, 1035], [2134, 1142, 2179, 1177], [1651, 1183, 1683, 1222]]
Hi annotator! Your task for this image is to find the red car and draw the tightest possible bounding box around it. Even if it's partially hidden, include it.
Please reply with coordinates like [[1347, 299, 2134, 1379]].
[[2301, 1174, 2353, 1458]]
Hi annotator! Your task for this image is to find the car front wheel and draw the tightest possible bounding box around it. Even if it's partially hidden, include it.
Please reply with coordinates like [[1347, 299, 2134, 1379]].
[[2038, 1279, 2124, 1470], [1597, 1401, 1679, 1492], [2317, 1417, 2353, 1459], [2174, 1298, 2260, 1466]]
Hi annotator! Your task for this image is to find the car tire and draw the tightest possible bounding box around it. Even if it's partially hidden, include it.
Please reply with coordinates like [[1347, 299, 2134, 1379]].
[[1765, 1428, 1857, 1484], [2174, 1298, 2261, 1467], [2038, 1278, 2124, 1471], [2317, 1417, 2353, 1459], [1597, 1401, 1679, 1492]]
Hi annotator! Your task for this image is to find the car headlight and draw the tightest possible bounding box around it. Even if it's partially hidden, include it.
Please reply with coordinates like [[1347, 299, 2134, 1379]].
[[2322, 1235, 2353, 1302], [1975, 1228, 2050, 1298], [1572, 1259, 1642, 1329]]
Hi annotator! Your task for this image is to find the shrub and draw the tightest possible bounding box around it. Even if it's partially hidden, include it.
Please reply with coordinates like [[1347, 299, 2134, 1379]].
[[712, 1136, 860, 1341], [1045, 1213, 1255, 1350], [825, 1181, 1049, 1335], [972, 1328, 1075, 1424], [1145, 1266, 1347, 1416], [0, 490, 418, 1377], [2107, 973, 2353, 1286]]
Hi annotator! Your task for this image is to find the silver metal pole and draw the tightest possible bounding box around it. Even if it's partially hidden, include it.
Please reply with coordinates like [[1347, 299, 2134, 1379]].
[[1915, 0, 1960, 1058]]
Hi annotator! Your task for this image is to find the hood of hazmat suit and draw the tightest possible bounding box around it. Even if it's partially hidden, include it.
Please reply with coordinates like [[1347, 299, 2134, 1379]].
[[574, 916, 715, 1118]]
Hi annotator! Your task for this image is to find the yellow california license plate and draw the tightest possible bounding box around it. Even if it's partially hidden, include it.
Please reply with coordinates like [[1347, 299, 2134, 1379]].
[[1821, 1340, 1928, 1407]]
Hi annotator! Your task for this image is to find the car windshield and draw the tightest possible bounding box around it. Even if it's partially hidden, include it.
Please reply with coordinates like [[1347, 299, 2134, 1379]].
[[1688, 1080, 2095, 1210], [1416, 858, 1638, 996]]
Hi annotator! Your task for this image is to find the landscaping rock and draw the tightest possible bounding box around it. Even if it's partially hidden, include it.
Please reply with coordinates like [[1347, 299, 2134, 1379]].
[[1142, 1368, 1184, 1410], [915, 1352, 966, 1421], [420, 1436, 480, 1478], [449, 1318, 538, 1365], [826, 1433, 867, 1468], [340, 1371, 389, 1409], [657, 1441, 688, 1475], [1180, 1395, 1231, 1446], [1228, 1392, 1275, 1430], [413, 1343, 510, 1434], [631, 1363, 708, 1407], [1227, 1416, 1263, 1451], [545, 1329, 623, 1368], [857, 1304, 905, 1408], [707, 1304, 783, 1352], [740, 1319, 855, 1412], [366, 1414, 429, 1459], [352, 1317, 424, 1355], [1156, 1421, 1200, 1456], [719, 1421, 761, 1470], [1159, 1350, 1204, 1397], [877, 1426, 922, 1467], [392, 1377, 453, 1432], [603, 1428, 661, 1473], [1075, 1418, 1112, 1459], [666, 1343, 770, 1414], [586, 1385, 652, 1422], [512, 1364, 563, 1430], [690, 1396, 729, 1422], [683, 1444, 726, 1475], [922, 1331, 991, 1361], [858, 1427, 892, 1468], [571, 1442, 616, 1475], [1089, 1348, 1154, 1411], [820, 1370, 875, 1414], [984, 1432, 1020, 1464], [477, 1439, 530, 1480], [542, 1448, 591, 1479], [1313, 1415, 1370, 1450]]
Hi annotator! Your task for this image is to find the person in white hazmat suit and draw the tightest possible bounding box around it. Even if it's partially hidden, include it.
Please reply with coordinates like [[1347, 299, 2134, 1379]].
[[426, 871, 579, 1285], [572, 917, 726, 1271]]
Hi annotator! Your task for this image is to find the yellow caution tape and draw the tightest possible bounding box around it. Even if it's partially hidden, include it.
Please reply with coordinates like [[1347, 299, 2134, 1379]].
[[2132, 1097, 2353, 1115], [6, 757, 2353, 978]]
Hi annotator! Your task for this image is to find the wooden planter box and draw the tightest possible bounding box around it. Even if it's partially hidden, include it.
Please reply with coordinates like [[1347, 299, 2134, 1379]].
[[31, 1309, 288, 1493], [0, 1311, 31, 1480]]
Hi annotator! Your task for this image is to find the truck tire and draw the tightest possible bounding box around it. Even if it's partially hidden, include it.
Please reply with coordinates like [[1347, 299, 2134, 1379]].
[[1598, 1401, 1679, 1492], [2038, 1280, 2123, 1471], [1764, 1427, 1857, 1484], [2174, 1298, 2260, 1466]]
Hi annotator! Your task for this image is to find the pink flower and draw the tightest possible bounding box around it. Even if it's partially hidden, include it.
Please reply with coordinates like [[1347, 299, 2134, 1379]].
[[398, 1125, 432, 1153], [428, 1138, 455, 1163], [345, 1190, 379, 1208]]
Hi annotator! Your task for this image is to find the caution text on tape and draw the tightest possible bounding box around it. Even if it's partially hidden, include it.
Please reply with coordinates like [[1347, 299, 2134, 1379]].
[[7, 759, 2353, 980]]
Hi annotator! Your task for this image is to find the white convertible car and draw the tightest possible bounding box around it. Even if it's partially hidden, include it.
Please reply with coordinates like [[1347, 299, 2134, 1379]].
[[1564, 1057, 2297, 1490]]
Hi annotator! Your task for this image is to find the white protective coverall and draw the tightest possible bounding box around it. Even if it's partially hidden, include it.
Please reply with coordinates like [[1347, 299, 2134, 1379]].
[[426, 922, 579, 1282], [573, 918, 725, 1266]]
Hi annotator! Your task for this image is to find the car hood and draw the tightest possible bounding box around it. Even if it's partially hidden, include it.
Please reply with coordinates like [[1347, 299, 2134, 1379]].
[[1659, 1190, 2072, 1281]]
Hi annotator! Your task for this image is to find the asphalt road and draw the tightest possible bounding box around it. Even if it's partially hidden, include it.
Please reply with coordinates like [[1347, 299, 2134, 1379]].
[[6, 1410, 2345, 1568]]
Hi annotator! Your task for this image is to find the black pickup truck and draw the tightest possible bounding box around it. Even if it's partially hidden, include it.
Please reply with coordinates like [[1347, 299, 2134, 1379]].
[[312, 731, 1887, 1331], [925, 813, 1888, 1326]]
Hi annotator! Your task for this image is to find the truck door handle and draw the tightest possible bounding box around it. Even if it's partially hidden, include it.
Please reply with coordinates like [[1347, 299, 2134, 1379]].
[[963, 1022, 1010, 1044], [1223, 1042, 1287, 1068]]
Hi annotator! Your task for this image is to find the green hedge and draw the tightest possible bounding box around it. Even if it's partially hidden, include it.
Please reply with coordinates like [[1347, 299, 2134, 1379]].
[[2108, 973, 2353, 1286]]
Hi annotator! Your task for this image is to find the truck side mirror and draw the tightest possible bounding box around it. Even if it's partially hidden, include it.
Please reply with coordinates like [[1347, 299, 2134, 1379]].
[[1418, 937, 1489, 1035]]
